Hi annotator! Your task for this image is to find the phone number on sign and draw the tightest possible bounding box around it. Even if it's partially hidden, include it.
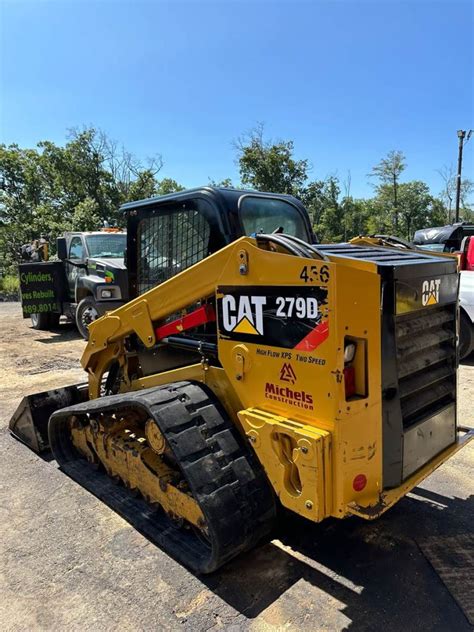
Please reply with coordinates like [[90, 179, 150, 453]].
[[22, 303, 58, 314]]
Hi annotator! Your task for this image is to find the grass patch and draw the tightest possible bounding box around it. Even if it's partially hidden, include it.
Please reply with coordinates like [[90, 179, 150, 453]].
[[0, 274, 20, 293]]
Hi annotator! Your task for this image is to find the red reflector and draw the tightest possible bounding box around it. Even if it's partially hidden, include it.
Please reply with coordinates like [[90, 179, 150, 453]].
[[353, 474, 367, 492]]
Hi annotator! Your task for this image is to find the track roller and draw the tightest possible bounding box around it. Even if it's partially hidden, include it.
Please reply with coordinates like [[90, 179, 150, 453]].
[[48, 381, 276, 573]]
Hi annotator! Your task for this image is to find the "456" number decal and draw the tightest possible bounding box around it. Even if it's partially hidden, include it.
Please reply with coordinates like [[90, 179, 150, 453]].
[[299, 264, 330, 284]]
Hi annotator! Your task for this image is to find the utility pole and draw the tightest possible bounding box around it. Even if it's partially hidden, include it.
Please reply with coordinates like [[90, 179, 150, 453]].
[[393, 173, 398, 232], [455, 129, 473, 222], [455, 130, 466, 223]]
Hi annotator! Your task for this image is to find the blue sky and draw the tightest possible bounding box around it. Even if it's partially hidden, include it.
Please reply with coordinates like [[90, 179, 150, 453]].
[[1, 0, 473, 199]]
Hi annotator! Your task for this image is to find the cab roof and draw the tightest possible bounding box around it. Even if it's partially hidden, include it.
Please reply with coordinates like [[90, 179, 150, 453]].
[[120, 186, 303, 213]]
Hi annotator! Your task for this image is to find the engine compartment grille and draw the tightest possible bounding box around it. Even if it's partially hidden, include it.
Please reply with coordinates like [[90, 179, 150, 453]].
[[396, 304, 456, 429]]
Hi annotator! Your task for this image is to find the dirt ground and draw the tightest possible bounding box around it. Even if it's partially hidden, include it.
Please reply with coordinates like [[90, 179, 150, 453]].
[[0, 301, 473, 631]]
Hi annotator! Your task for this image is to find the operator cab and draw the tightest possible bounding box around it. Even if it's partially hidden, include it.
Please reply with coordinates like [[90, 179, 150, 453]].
[[122, 187, 314, 299]]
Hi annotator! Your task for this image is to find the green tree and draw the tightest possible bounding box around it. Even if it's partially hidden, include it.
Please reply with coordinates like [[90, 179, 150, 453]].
[[278, 170, 370, 243], [299, 176, 347, 242], [299, 180, 327, 228], [397, 181, 433, 239], [156, 178, 185, 195], [208, 178, 233, 188], [437, 164, 474, 222], [71, 197, 102, 231], [371, 180, 445, 239], [0, 127, 167, 272], [430, 196, 449, 226], [341, 198, 372, 239], [369, 150, 406, 232], [364, 196, 392, 235], [0, 144, 45, 268], [128, 170, 158, 201], [235, 124, 308, 194]]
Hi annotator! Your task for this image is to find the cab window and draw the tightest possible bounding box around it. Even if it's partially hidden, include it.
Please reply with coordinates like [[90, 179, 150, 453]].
[[69, 236, 85, 259], [240, 196, 309, 240]]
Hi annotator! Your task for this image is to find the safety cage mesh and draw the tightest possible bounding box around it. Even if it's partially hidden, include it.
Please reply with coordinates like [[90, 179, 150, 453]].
[[137, 211, 211, 295]]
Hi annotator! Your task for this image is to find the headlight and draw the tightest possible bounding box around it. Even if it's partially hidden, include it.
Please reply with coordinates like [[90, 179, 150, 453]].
[[101, 289, 113, 298]]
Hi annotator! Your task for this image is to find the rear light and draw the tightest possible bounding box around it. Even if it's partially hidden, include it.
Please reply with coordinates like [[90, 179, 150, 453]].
[[344, 366, 356, 398]]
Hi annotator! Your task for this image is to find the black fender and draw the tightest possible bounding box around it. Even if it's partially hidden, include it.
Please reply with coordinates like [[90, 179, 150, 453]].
[[75, 274, 116, 303]]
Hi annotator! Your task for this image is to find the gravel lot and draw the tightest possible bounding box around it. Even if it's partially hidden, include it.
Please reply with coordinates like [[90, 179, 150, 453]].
[[1, 301, 473, 631]]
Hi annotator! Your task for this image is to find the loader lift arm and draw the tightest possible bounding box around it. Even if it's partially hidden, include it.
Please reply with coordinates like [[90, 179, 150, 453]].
[[82, 235, 326, 399]]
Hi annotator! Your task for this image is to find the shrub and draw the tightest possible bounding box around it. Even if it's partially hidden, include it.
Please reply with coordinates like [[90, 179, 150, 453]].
[[0, 274, 20, 294]]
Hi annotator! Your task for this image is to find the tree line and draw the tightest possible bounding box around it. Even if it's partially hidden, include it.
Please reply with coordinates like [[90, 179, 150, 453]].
[[1, 124, 472, 274]]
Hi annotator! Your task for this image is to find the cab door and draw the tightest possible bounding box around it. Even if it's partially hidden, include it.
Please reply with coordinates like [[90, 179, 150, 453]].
[[135, 198, 225, 296], [67, 236, 87, 298]]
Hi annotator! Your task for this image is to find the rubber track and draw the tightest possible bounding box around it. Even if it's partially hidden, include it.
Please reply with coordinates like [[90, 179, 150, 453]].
[[48, 381, 276, 573]]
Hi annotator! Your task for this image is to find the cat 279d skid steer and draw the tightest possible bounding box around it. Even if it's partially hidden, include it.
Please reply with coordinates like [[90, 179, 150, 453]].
[[10, 187, 473, 573]]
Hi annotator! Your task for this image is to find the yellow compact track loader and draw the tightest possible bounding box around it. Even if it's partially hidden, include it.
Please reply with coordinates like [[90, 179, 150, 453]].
[[10, 187, 473, 573]]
